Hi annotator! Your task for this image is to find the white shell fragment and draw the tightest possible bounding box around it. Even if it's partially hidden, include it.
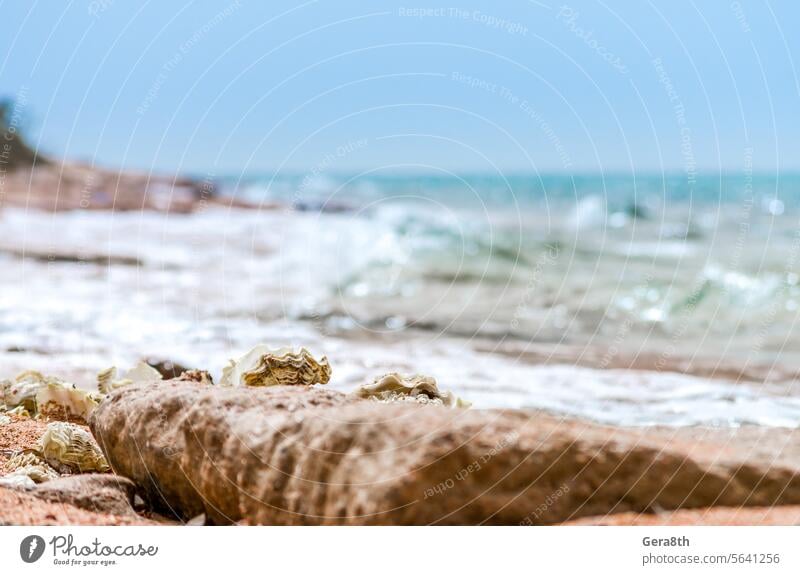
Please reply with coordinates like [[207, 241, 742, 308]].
[[0, 473, 36, 489], [352, 373, 471, 408], [97, 361, 163, 394], [220, 345, 331, 387], [39, 421, 110, 473]]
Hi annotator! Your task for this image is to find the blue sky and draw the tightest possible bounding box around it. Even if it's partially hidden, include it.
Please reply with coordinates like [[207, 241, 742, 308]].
[[1, 0, 798, 175]]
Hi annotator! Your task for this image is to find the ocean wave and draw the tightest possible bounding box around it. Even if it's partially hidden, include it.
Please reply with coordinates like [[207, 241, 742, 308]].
[[4, 170, 800, 426]]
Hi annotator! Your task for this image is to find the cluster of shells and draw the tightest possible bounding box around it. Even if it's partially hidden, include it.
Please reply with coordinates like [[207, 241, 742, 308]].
[[220, 345, 469, 406], [1, 370, 102, 423], [0, 345, 469, 488], [0, 367, 146, 488], [1, 421, 109, 488]]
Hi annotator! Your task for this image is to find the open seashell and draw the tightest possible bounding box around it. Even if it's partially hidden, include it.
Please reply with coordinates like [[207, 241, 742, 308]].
[[36, 383, 100, 424], [97, 361, 163, 394], [220, 345, 331, 387], [39, 421, 110, 474], [352, 372, 471, 408]]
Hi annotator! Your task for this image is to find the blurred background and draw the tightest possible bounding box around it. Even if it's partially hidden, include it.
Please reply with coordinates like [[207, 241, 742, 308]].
[[2, 1, 800, 426]]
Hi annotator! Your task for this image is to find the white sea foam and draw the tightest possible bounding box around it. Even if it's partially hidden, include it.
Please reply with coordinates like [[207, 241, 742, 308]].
[[1, 190, 799, 426]]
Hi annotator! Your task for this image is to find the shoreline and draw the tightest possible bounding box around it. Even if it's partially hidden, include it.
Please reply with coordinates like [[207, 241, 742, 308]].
[[0, 159, 265, 213], [1, 328, 799, 429], [2, 379, 800, 526]]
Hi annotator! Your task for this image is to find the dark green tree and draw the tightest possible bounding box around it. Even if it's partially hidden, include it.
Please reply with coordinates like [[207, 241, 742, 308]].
[[0, 98, 41, 169]]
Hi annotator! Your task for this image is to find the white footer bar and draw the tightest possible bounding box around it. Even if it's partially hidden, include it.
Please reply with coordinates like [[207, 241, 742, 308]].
[[1, 526, 797, 574]]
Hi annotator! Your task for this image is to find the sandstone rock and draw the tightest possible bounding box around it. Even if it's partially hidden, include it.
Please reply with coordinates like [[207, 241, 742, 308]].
[[0, 485, 151, 526], [24, 474, 138, 517], [0, 160, 271, 214], [90, 381, 800, 525], [90, 381, 352, 521], [1, 161, 217, 213]]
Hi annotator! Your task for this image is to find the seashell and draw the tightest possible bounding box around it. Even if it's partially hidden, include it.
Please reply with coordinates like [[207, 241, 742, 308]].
[[352, 372, 471, 408], [39, 421, 110, 474], [36, 383, 100, 424], [4, 450, 59, 484], [97, 361, 162, 394], [220, 345, 331, 387], [0, 414, 10, 425], [6, 465, 59, 484], [125, 361, 164, 383], [6, 449, 47, 470], [4, 405, 31, 418], [1, 370, 56, 412], [177, 369, 214, 385], [97, 367, 129, 394]]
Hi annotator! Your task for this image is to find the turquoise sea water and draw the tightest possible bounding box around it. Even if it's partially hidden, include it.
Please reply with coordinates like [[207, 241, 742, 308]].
[[231, 172, 800, 364], [235, 172, 799, 210], [3, 172, 800, 425]]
